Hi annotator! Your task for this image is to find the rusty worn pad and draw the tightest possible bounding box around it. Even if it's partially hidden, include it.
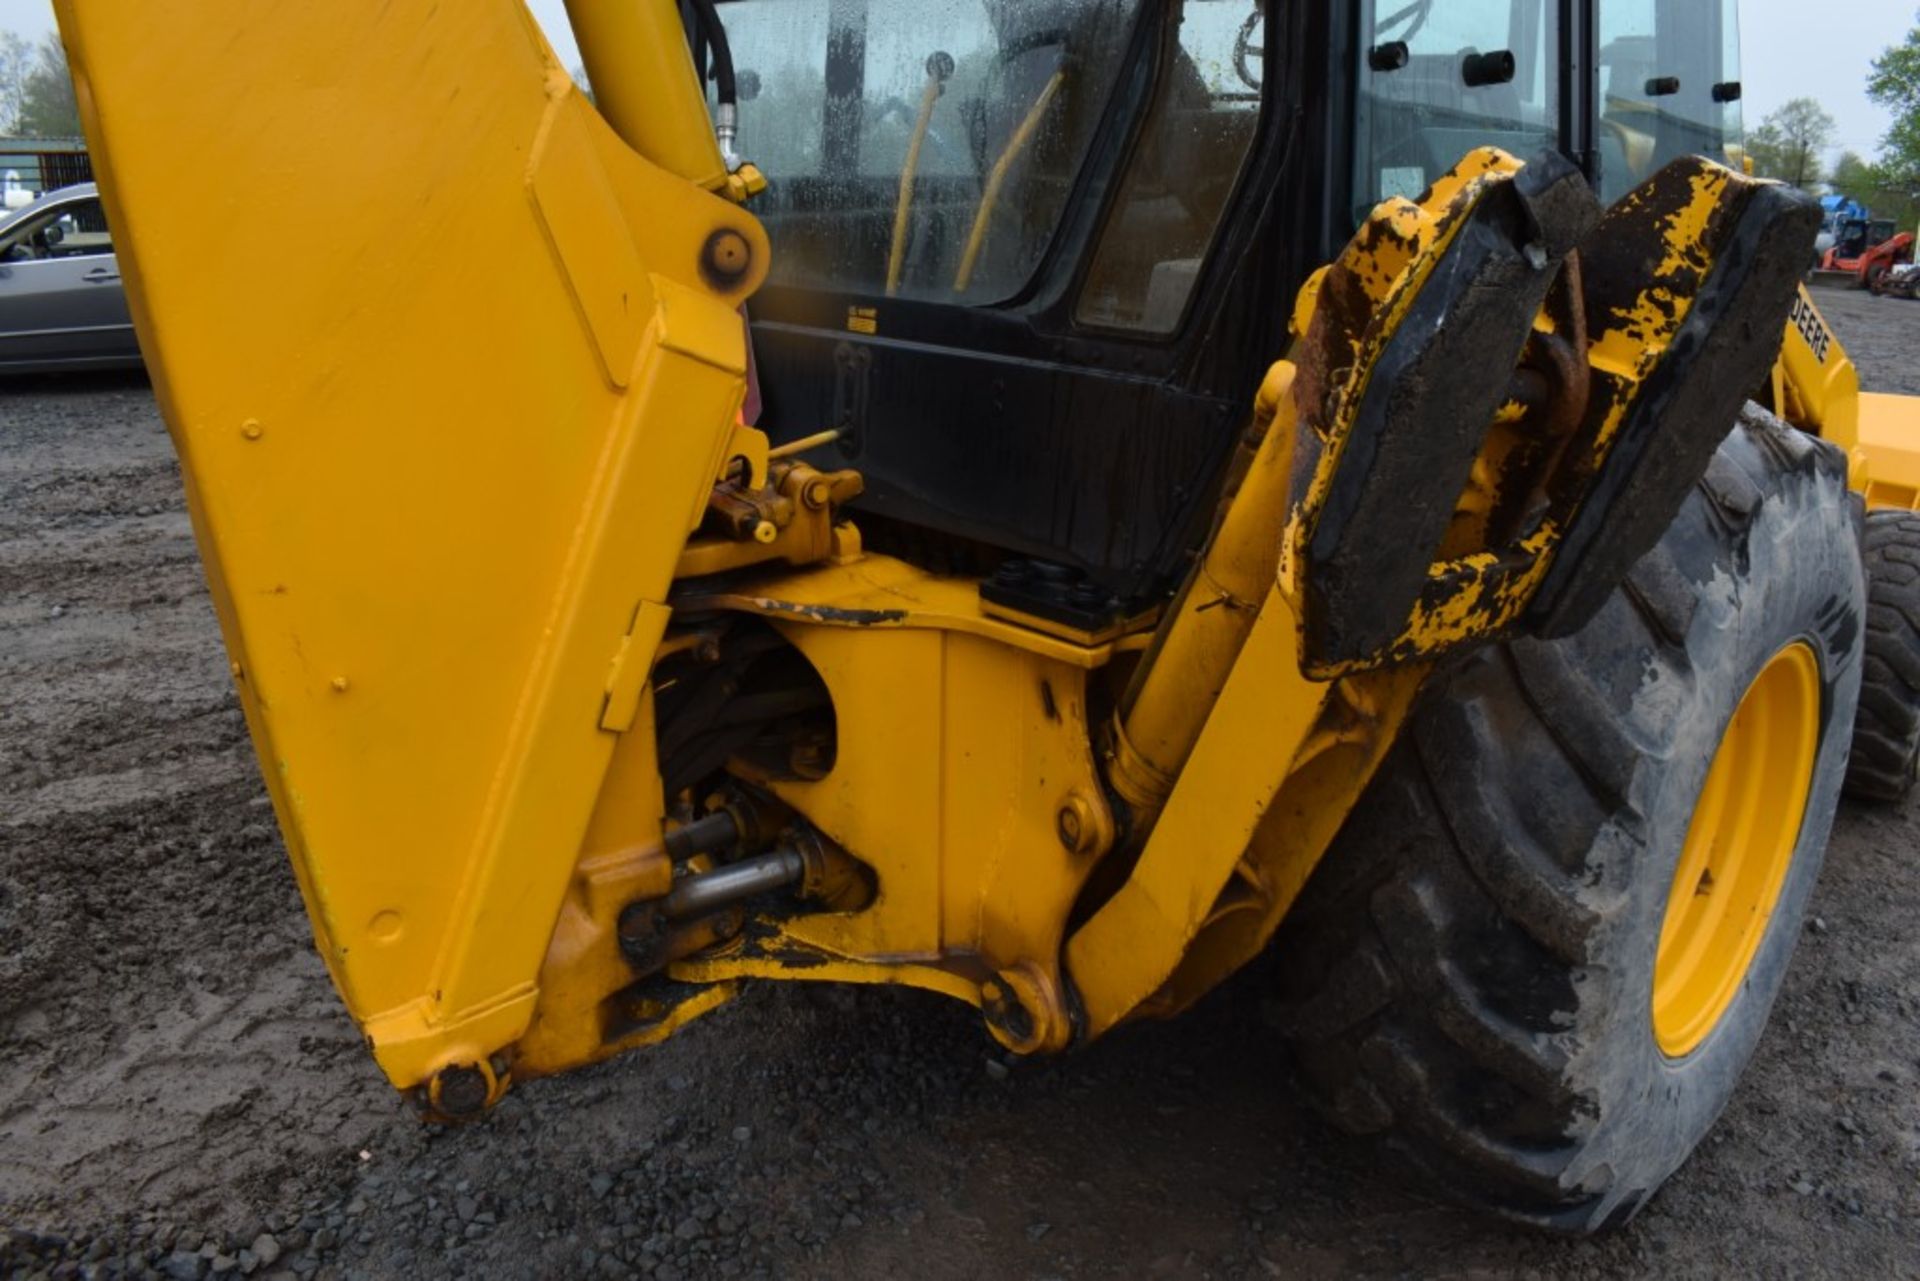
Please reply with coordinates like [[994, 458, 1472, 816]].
[[1527, 166, 1822, 636], [1290, 151, 1819, 675], [1293, 149, 1600, 669]]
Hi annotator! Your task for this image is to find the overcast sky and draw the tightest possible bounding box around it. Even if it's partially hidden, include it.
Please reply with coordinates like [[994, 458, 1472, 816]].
[[3, 1, 1914, 163]]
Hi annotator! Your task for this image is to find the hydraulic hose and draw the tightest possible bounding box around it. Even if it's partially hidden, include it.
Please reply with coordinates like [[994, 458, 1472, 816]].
[[953, 71, 1064, 293], [686, 0, 737, 105], [887, 54, 954, 296], [686, 0, 744, 171]]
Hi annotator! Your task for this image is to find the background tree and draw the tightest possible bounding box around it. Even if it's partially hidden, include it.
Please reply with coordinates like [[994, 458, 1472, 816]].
[[1863, 18, 1920, 233], [1745, 97, 1837, 190], [1869, 19, 1920, 177], [1829, 149, 1878, 204], [14, 33, 79, 137], [0, 31, 31, 134], [1828, 149, 1920, 231]]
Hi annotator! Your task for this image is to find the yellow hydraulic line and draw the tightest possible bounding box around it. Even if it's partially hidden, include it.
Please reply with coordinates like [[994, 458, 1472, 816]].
[[887, 71, 946, 296], [1108, 362, 1303, 821], [562, 0, 729, 191], [953, 72, 1065, 293]]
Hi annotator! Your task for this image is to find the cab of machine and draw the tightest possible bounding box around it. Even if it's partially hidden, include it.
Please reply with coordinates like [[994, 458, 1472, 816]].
[[713, 0, 1748, 605]]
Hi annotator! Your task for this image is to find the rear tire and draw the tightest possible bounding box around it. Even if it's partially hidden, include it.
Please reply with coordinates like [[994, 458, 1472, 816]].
[[1273, 406, 1864, 1232], [1844, 509, 1920, 800]]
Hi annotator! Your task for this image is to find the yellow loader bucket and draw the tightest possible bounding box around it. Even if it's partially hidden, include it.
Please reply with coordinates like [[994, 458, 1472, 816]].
[[57, 0, 767, 1090]]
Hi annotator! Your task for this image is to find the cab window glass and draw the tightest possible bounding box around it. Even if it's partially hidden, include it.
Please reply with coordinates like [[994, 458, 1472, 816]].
[[1597, 0, 1744, 204], [1075, 0, 1265, 333], [1, 198, 112, 262], [721, 0, 1142, 302], [1353, 0, 1558, 219]]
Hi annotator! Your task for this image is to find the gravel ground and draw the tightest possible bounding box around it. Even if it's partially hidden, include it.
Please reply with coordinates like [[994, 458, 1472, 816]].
[[3, 289, 1919, 1280]]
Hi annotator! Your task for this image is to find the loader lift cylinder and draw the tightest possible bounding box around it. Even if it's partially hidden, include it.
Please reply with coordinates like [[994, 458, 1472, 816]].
[[1109, 363, 1298, 820], [562, 0, 730, 190]]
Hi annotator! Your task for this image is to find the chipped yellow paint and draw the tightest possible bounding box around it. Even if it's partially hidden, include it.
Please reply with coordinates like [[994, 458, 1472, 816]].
[[1646, 167, 1730, 278], [1400, 522, 1560, 652], [1296, 153, 1796, 681], [1583, 168, 1727, 402], [1280, 149, 1526, 603]]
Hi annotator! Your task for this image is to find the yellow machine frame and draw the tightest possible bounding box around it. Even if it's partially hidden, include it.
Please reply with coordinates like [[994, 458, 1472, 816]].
[[56, 0, 1917, 1112]]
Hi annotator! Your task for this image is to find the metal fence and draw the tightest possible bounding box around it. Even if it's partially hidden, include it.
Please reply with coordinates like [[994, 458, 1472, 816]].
[[0, 138, 93, 200]]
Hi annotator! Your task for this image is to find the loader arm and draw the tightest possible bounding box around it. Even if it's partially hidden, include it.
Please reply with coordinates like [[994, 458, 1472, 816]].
[[64, 0, 1821, 1113]]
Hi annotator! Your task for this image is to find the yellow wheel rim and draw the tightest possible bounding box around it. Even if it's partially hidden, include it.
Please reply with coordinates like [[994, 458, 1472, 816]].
[[1652, 642, 1821, 1059]]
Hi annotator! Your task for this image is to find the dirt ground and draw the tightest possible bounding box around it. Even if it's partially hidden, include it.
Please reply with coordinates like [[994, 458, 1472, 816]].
[[3, 289, 1918, 1281]]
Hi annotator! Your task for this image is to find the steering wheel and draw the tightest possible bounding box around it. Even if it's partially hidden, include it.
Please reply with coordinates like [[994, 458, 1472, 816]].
[[1232, 7, 1265, 92]]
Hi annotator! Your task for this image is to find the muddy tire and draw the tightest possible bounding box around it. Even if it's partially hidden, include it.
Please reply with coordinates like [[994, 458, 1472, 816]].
[[1845, 510, 1920, 800], [1273, 407, 1864, 1233]]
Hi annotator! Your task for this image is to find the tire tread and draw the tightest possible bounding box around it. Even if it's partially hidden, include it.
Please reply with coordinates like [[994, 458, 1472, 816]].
[[1845, 509, 1920, 800], [1274, 407, 1860, 1232]]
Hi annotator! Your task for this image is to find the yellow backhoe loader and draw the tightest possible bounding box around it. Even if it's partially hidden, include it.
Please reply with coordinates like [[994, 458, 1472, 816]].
[[53, 0, 1920, 1231]]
